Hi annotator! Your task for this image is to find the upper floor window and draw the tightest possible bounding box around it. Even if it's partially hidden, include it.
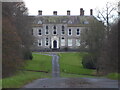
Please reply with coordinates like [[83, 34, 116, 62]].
[[61, 26, 65, 34], [45, 38, 49, 46], [38, 39, 42, 46], [46, 26, 48, 29], [38, 29, 42, 35], [53, 26, 56, 30], [76, 29, 80, 35], [45, 26, 49, 35], [46, 29, 49, 35], [53, 26, 57, 35], [68, 29, 72, 35]]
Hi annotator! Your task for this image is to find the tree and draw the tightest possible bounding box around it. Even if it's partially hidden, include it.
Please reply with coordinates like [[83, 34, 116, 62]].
[[96, 2, 118, 37], [80, 18, 105, 54], [98, 20, 118, 74], [2, 2, 33, 77], [80, 18, 105, 72]]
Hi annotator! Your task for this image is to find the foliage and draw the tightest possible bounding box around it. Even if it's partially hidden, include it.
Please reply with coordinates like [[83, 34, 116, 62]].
[[2, 53, 52, 88], [80, 18, 105, 53], [96, 2, 118, 36], [2, 2, 33, 77], [98, 20, 118, 74], [82, 54, 97, 69], [59, 52, 95, 75]]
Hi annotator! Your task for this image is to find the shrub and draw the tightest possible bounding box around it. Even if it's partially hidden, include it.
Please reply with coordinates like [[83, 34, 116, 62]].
[[82, 54, 96, 69]]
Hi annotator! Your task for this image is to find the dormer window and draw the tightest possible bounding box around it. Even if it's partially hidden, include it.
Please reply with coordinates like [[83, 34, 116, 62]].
[[84, 21, 89, 24], [38, 20, 42, 24], [68, 20, 72, 24]]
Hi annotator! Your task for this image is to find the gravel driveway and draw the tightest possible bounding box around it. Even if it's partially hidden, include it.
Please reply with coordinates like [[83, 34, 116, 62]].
[[22, 53, 119, 88]]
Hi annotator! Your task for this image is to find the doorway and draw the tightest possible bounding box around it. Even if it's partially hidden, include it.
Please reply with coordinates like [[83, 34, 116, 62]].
[[53, 40, 57, 49]]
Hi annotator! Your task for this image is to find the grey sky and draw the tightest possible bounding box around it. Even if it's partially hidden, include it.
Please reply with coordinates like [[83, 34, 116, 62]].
[[24, 0, 117, 16]]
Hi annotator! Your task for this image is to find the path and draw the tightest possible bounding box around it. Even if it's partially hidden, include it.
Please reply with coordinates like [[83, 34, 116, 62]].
[[23, 53, 119, 88]]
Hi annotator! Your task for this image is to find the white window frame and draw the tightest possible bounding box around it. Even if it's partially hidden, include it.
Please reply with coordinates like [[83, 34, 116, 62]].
[[76, 29, 80, 36], [38, 29, 42, 36], [76, 39, 80, 46], [38, 39, 42, 46], [38, 20, 42, 24], [61, 26, 65, 35], [45, 38, 49, 46], [61, 37, 65, 46], [68, 39, 72, 46], [53, 26, 57, 35], [68, 29, 72, 36], [45, 29, 49, 35]]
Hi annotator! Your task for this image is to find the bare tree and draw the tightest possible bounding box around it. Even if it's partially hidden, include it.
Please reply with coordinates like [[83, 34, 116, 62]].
[[96, 2, 117, 36]]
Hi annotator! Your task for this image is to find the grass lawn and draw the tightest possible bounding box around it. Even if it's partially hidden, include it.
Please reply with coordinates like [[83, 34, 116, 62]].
[[58, 52, 96, 77], [106, 73, 120, 80], [2, 53, 52, 88]]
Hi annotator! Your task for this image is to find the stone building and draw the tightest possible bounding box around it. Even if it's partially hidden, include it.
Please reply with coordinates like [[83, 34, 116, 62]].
[[31, 8, 96, 51]]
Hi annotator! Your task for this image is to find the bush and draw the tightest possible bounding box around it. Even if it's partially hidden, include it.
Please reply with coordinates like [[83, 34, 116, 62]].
[[23, 49, 33, 60], [82, 54, 96, 69]]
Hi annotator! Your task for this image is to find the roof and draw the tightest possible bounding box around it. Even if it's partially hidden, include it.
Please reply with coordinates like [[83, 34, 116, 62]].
[[31, 15, 96, 25]]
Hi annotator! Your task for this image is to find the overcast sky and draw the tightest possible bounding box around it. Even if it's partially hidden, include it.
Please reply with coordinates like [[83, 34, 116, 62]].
[[24, 0, 118, 16]]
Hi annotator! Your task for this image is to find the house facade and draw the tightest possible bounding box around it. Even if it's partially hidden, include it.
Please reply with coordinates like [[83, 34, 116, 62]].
[[31, 8, 95, 51]]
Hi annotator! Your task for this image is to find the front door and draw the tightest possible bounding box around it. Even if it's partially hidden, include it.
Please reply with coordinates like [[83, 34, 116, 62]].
[[53, 40, 57, 49]]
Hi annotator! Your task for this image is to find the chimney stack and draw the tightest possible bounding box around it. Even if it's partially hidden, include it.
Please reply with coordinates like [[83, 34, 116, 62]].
[[90, 9, 93, 16], [80, 8, 84, 16], [53, 11, 57, 15], [38, 10, 42, 15], [67, 10, 70, 15]]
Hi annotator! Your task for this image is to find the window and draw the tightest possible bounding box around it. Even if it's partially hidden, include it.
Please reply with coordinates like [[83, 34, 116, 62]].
[[76, 39, 80, 46], [68, 39, 72, 46], [45, 26, 49, 35], [38, 39, 42, 46], [68, 29, 72, 35], [38, 29, 42, 35], [46, 26, 48, 29], [61, 26, 65, 34], [76, 29, 80, 35], [38, 20, 42, 24], [45, 38, 49, 46], [53, 26, 57, 35], [53, 26, 56, 29], [61, 37, 65, 46]]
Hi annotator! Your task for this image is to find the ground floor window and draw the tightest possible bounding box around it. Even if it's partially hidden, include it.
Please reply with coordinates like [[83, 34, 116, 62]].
[[76, 39, 80, 46], [68, 39, 72, 46], [61, 37, 65, 46]]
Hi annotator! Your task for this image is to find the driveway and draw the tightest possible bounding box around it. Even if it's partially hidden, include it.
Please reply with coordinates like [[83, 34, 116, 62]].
[[23, 53, 119, 88]]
